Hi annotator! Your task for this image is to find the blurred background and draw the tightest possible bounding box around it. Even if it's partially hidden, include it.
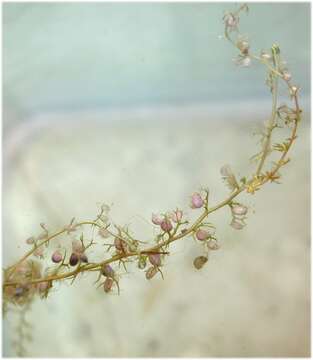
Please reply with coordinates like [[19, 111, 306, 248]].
[[3, 2, 310, 357]]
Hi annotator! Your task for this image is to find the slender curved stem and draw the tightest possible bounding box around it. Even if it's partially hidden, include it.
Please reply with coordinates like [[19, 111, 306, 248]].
[[255, 46, 279, 176], [3, 5, 301, 292]]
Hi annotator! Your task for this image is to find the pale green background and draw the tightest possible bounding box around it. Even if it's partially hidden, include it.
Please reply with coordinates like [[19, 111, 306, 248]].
[[3, 2, 310, 117]]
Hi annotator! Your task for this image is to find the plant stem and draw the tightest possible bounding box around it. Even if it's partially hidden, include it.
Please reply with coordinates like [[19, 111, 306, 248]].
[[3, 5, 302, 292], [255, 45, 279, 176]]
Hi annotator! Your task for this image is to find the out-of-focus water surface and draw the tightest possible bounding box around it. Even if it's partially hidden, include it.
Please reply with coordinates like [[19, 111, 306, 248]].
[[3, 2, 310, 115], [3, 2, 310, 357]]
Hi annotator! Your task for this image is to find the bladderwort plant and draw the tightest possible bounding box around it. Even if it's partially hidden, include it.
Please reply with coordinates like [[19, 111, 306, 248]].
[[3, 4, 302, 356]]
